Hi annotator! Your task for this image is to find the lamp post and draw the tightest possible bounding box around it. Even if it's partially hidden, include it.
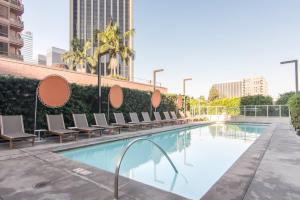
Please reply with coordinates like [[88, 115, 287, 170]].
[[280, 60, 298, 93], [183, 78, 192, 116], [153, 69, 164, 92]]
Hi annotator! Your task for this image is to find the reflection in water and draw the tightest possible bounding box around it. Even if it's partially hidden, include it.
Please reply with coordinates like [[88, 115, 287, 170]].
[[62, 123, 266, 200]]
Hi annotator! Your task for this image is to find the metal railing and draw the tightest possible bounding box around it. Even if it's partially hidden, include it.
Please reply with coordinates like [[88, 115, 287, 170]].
[[191, 105, 290, 118], [114, 138, 178, 199]]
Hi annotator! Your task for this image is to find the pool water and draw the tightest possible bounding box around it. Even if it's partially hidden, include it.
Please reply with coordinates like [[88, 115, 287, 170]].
[[61, 123, 267, 199]]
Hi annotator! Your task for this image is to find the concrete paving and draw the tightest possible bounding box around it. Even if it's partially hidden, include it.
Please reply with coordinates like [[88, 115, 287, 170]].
[[202, 123, 300, 200], [0, 122, 299, 200]]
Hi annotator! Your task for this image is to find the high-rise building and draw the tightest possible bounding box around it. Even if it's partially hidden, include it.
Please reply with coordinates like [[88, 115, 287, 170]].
[[35, 54, 46, 65], [211, 76, 268, 98], [46, 47, 66, 66], [21, 31, 33, 63], [70, 0, 134, 80], [0, 0, 24, 60]]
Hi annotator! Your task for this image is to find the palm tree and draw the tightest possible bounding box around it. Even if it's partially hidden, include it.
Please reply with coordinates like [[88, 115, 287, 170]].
[[93, 21, 135, 77], [62, 38, 94, 72]]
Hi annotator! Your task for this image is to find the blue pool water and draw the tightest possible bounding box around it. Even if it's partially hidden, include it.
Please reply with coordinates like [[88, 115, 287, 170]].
[[61, 123, 267, 199]]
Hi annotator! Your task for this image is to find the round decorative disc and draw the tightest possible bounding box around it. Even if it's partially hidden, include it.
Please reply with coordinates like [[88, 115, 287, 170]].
[[109, 85, 124, 109], [151, 90, 161, 108], [38, 75, 71, 108]]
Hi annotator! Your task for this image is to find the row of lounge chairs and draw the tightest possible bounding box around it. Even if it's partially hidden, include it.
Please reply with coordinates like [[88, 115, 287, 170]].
[[0, 111, 188, 149]]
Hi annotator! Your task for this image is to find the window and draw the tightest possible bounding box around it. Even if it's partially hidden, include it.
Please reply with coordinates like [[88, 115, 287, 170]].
[[0, 42, 9, 55], [0, 24, 8, 37], [0, 5, 9, 19]]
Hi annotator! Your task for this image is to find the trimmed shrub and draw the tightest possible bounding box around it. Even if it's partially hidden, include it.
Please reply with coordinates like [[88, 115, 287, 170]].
[[240, 95, 273, 106], [0, 76, 177, 132], [288, 94, 300, 130]]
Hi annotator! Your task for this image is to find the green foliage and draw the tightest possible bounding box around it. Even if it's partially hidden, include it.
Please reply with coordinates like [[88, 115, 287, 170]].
[[208, 86, 220, 102], [288, 94, 300, 129], [0, 76, 177, 132], [208, 98, 241, 115], [240, 95, 273, 106], [276, 92, 295, 105]]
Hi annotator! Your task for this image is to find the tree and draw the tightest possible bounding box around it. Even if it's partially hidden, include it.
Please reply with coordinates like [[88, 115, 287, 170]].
[[240, 95, 273, 105], [93, 21, 135, 77], [208, 86, 220, 101], [276, 92, 295, 105], [62, 38, 95, 72]]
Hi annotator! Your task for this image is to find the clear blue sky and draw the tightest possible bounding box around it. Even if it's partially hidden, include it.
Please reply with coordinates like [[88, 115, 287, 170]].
[[23, 0, 300, 98]]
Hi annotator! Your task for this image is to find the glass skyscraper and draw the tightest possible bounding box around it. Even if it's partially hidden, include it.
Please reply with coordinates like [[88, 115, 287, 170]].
[[70, 0, 134, 80]]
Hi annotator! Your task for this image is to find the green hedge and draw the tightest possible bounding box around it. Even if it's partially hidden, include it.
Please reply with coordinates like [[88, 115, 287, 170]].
[[288, 94, 300, 130], [0, 76, 177, 132]]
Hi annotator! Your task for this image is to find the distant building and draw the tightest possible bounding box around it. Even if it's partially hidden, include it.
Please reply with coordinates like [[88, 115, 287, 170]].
[[243, 76, 268, 96], [21, 31, 33, 63], [0, 0, 24, 60], [70, 0, 134, 80], [46, 47, 66, 66], [211, 76, 268, 98], [35, 54, 46, 65]]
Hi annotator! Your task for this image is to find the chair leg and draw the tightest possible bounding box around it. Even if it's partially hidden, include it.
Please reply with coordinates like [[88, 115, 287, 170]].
[[32, 137, 35, 146], [9, 140, 13, 149], [74, 134, 77, 141], [59, 135, 63, 143]]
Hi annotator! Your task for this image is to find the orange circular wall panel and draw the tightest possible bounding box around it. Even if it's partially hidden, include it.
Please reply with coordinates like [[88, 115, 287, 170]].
[[109, 85, 124, 109], [38, 75, 71, 108], [177, 95, 183, 109], [152, 90, 161, 108]]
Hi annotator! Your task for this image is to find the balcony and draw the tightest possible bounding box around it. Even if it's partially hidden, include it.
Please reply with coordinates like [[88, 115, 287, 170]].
[[9, 0, 24, 14], [9, 17, 24, 30], [9, 35, 23, 47], [0, 51, 23, 60]]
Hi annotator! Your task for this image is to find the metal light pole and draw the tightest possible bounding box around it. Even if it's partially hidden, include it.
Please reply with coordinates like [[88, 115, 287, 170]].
[[183, 78, 192, 116], [152, 69, 164, 112], [98, 55, 102, 113], [280, 60, 298, 93], [153, 69, 164, 92]]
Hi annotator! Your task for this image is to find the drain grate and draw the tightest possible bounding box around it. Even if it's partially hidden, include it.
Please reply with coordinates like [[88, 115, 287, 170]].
[[73, 168, 92, 176], [34, 181, 51, 189]]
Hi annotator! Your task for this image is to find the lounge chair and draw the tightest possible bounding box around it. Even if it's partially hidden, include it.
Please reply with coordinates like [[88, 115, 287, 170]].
[[154, 112, 173, 125], [179, 111, 191, 123], [72, 114, 104, 138], [170, 111, 187, 124], [141, 112, 163, 126], [46, 114, 79, 143], [129, 113, 153, 128], [0, 115, 35, 149], [163, 112, 178, 124], [93, 113, 121, 134], [113, 113, 140, 130]]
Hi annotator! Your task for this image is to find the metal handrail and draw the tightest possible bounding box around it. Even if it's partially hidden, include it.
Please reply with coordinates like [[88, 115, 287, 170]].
[[114, 138, 178, 199]]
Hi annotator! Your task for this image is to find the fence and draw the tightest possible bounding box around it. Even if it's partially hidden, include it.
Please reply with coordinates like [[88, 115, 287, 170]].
[[190, 105, 290, 118]]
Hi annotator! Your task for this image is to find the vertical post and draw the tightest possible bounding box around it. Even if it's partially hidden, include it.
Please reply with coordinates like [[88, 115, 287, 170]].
[[295, 60, 298, 93], [34, 88, 38, 132], [255, 105, 257, 117], [267, 105, 269, 118], [183, 80, 186, 116], [98, 55, 102, 113], [244, 106, 246, 118], [279, 105, 282, 118]]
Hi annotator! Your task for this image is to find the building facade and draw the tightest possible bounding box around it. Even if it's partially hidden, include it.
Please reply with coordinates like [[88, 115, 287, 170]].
[[35, 54, 46, 65], [21, 31, 33, 63], [46, 47, 67, 66], [0, 0, 24, 60], [211, 76, 268, 98], [70, 0, 134, 80]]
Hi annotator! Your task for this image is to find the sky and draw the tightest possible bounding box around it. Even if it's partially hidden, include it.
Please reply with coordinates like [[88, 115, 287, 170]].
[[22, 0, 300, 99]]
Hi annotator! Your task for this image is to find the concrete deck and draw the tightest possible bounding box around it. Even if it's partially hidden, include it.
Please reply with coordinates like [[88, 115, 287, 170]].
[[202, 123, 300, 200], [0, 122, 299, 200]]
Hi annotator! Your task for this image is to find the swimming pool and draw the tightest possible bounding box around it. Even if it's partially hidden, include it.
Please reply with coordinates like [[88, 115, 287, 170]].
[[61, 123, 267, 199]]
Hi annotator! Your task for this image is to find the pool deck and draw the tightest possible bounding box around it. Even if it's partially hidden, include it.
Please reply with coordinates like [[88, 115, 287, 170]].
[[0, 122, 299, 200]]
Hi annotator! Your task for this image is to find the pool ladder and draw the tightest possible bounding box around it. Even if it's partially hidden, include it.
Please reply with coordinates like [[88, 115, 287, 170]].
[[114, 138, 178, 200]]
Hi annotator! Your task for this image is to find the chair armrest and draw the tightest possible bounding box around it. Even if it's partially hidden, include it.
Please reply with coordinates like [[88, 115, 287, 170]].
[[68, 127, 78, 130]]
